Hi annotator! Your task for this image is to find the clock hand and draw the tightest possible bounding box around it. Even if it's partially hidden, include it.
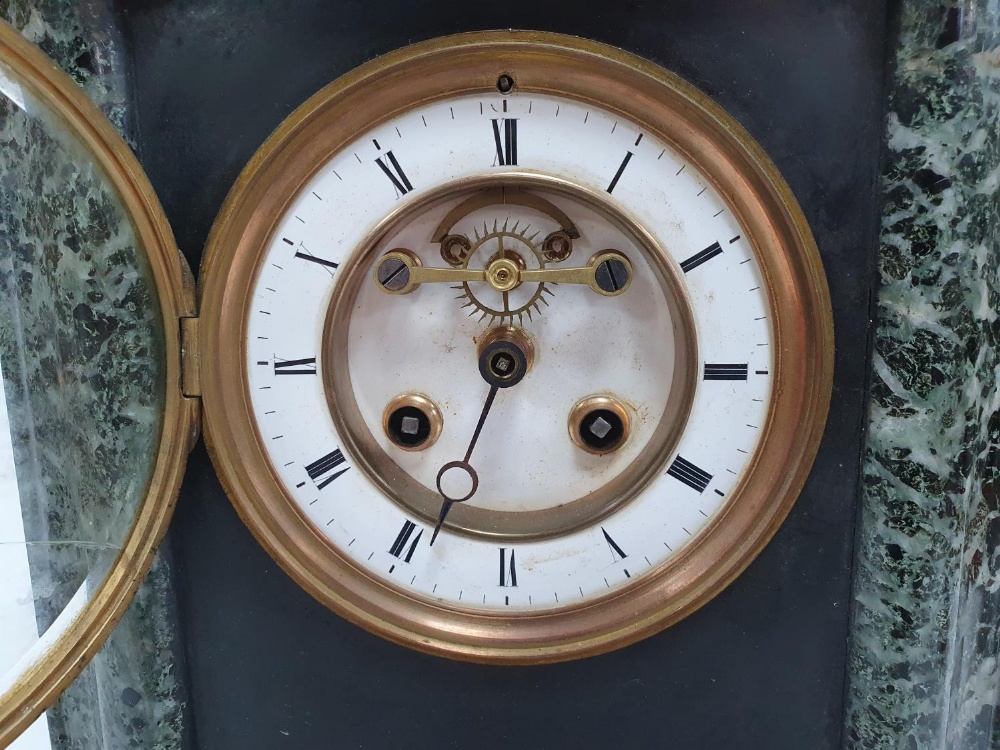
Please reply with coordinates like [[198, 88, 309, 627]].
[[430, 328, 532, 545], [430, 383, 497, 545], [374, 250, 632, 297]]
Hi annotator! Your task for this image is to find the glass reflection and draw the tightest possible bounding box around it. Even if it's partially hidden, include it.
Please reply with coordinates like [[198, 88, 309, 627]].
[[0, 56, 165, 698]]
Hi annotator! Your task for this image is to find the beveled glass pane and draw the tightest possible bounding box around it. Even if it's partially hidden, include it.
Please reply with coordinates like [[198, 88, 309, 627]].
[[0, 55, 165, 696]]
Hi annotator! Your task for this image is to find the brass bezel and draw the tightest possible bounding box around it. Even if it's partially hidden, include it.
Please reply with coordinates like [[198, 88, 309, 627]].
[[198, 31, 834, 664], [0, 21, 195, 744]]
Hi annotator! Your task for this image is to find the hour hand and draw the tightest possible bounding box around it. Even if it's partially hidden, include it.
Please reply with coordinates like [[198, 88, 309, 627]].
[[374, 248, 633, 297]]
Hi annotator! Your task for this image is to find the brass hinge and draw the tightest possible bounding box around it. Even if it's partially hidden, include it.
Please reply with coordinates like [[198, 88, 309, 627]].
[[180, 316, 201, 398]]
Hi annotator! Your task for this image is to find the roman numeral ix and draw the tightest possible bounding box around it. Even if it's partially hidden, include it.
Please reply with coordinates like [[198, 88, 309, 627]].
[[491, 118, 518, 166], [499, 548, 518, 587], [389, 520, 422, 563], [305, 448, 350, 490], [667, 455, 713, 494], [273, 357, 316, 376], [375, 150, 413, 195]]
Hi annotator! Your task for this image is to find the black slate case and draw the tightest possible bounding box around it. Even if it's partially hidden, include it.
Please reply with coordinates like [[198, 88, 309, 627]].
[[117, 1, 889, 747]]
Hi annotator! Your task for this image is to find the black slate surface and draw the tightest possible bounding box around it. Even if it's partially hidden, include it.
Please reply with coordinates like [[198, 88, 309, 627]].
[[117, 2, 890, 747]]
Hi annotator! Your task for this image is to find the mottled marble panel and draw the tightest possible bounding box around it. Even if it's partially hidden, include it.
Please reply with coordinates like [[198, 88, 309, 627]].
[[0, 0, 129, 133], [0, 52, 165, 652], [845, 2, 1000, 748], [1, 2, 189, 749]]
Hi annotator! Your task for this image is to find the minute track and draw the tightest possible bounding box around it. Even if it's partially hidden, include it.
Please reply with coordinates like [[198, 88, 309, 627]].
[[243, 89, 777, 619]]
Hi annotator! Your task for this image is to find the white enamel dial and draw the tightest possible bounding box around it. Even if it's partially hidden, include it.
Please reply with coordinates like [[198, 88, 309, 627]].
[[244, 91, 773, 612]]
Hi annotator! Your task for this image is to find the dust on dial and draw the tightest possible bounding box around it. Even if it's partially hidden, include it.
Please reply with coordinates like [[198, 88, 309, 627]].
[[244, 91, 774, 612]]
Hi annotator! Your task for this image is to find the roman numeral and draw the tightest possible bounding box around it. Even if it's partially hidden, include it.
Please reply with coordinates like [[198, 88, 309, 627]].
[[375, 150, 413, 195], [667, 455, 713, 494], [606, 151, 633, 193], [305, 448, 350, 490], [294, 250, 339, 270], [499, 548, 518, 587], [389, 520, 422, 562], [491, 118, 518, 165], [703, 363, 748, 381], [601, 528, 627, 562], [680, 242, 723, 273], [273, 357, 316, 376]]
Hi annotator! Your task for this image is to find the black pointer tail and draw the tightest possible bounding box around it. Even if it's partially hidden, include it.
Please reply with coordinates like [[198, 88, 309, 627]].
[[430, 501, 454, 546]]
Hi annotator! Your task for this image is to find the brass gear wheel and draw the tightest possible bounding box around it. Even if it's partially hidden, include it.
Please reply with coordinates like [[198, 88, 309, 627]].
[[453, 220, 554, 326]]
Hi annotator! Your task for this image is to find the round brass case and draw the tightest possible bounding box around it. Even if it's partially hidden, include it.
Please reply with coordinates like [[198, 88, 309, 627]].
[[382, 393, 444, 451], [569, 396, 632, 454], [198, 31, 834, 665]]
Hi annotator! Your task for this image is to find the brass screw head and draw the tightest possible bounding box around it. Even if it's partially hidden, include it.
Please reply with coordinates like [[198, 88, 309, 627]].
[[373, 249, 421, 294]]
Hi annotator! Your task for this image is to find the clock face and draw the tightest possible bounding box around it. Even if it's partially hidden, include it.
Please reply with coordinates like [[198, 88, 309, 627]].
[[200, 32, 832, 661], [244, 92, 771, 611]]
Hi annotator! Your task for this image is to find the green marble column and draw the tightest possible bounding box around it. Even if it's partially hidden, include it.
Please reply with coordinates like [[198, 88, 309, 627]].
[[845, 1, 1000, 748]]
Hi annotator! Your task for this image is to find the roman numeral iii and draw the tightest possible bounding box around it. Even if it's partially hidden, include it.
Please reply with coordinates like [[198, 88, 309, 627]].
[[667, 455, 713, 494], [273, 357, 316, 376], [491, 118, 518, 165], [703, 363, 748, 381], [305, 448, 350, 490]]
